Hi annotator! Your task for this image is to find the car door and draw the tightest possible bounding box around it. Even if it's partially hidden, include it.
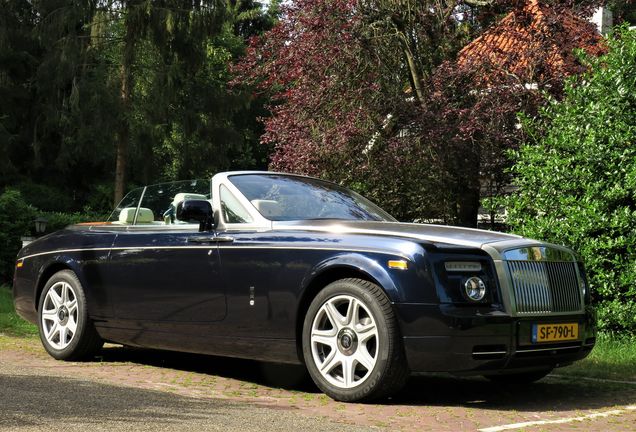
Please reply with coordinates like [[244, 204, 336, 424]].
[[208, 183, 302, 361], [108, 228, 225, 325], [104, 180, 226, 344]]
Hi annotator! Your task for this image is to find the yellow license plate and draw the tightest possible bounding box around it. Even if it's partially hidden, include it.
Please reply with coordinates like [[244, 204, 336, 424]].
[[532, 323, 579, 343]]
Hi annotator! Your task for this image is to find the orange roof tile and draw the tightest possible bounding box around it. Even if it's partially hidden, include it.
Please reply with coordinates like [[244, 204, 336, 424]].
[[457, 0, 604, 83]]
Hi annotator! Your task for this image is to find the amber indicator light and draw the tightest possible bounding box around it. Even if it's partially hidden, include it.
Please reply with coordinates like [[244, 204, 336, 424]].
[[387, 260, 408, 270]]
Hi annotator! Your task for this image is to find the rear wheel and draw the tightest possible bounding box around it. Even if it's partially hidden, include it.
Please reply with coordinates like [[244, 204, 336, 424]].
[[38, 270, 103, 360], [302, 278, 408, 402]]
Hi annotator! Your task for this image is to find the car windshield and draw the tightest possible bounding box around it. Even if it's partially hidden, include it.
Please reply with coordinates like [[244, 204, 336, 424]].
[[228, 174, 396, 222]]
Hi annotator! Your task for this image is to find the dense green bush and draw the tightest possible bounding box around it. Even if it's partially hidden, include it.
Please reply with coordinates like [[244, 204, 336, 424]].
[[39, 211, 109, 233], [83, 183, 116, 215], [13, 182, 75, 212], [0, 190, 35, 282], [11, 181, 115, 214], [505, 27, 636, 335], [0, 188, 107, 283]]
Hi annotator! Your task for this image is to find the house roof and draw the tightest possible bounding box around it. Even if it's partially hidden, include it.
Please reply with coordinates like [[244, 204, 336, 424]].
[[457, 0, 604, 83]]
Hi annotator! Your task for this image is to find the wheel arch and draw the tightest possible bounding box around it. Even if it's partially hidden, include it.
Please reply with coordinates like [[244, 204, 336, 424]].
[[295, 253, 403, 362], [34, 258, 105, 360], [34, 259, 79, 310]]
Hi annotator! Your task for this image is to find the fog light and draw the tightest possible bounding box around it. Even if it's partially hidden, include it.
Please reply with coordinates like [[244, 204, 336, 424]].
[[464, 277, 486, 301]]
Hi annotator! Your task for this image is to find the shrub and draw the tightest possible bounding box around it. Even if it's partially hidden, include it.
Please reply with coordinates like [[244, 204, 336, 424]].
[[0, 190, 35, 282], [39, 211, 109, 233], [505, 27, 636, 335], [84, 183, 115, 215], [0, 187, 108, 283], [13, 181, 75, 212]]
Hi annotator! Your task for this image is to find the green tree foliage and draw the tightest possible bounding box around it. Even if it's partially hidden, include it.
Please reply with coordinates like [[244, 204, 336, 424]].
[[0, 1, 121, 203], [108, 0, 277, 193], [609, 0, 636, 25], [0, 0, 276, 212], [505, 27, 636, 334]]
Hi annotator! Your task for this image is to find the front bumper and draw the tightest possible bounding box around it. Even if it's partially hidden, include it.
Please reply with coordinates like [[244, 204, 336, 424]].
[[395, 303, 596, 374]]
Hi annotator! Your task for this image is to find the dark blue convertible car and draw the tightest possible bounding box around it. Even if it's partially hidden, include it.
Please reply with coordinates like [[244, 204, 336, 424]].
[[12, 171, 596, 401]]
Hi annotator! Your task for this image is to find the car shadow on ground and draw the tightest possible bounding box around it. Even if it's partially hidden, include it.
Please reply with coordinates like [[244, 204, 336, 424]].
[[96, 344, 318, 392], [96, 345, 636, 412]]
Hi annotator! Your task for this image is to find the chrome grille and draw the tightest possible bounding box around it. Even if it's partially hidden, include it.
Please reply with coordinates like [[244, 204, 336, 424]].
[[507, 260, 582, 314]]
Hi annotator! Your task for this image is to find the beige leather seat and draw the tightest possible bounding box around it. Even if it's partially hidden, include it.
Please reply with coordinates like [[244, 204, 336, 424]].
[[117, 207, 154, 224]]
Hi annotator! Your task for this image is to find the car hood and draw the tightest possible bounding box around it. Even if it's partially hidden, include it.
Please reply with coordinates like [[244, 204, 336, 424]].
[[273, 220, 523, 248]]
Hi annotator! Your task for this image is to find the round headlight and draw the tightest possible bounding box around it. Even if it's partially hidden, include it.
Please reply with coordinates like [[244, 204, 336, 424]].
[[464, 277, 486, 301]]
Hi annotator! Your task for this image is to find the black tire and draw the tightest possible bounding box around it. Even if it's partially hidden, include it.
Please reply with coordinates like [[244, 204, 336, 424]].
[[302, 278, 409, 402], [37, 270, 103, 360], [485, 368, 553, 384]]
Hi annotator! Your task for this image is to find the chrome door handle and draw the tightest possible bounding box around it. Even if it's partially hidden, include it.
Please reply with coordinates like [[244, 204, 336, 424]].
[[188, 236, 234, 243], [211, 236, 234, 243]]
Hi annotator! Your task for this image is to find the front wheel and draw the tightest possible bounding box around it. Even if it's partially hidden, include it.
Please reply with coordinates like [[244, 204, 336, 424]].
[[302, 278, 408, 402], [38, 270, 103, 360]]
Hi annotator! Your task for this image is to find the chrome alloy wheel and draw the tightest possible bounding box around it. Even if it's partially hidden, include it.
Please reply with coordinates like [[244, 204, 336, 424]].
[[41, 282, 78, 350], [310, 294, 379, 389]]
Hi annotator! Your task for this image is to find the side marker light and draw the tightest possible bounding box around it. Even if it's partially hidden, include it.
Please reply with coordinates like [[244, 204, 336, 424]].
[[388, 260, 408, 270]]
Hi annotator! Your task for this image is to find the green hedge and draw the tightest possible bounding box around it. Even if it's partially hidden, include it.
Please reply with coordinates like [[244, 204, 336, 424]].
[[41, 211, 108, 233], [12, 181, 75, 212], [505, 27, 636, 335], [0, 188, 108, 283]]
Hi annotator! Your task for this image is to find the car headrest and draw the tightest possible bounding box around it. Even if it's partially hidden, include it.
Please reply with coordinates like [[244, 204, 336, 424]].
[[172, 193, 208, 208], [118, 207, 154, 224]]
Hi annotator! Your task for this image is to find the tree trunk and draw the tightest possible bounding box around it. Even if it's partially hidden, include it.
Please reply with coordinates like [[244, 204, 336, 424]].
[[114, 98, 129, 206], [114, 4, 136, 206], [403, 46, 426, 107], [456, 147, 482, 227], [456, 185, 480, 228]]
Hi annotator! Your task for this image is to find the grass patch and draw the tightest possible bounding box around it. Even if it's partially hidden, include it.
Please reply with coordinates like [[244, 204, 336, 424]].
[[557, 333, 636, 382], [0, 285, 37, 337]]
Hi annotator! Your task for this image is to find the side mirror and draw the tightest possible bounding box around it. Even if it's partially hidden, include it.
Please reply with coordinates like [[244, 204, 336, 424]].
[[177, 199, 214, 232]]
